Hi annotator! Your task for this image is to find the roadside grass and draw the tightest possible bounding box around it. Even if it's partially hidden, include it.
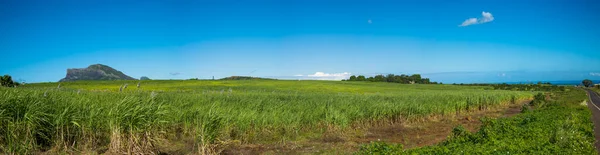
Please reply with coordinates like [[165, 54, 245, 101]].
[[1, 80, 533, 153], [358, 89, 596, 154]]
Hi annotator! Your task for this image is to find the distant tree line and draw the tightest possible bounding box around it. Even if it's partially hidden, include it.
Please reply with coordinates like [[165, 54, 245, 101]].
[[0, 75, 20, 87], [220, 76, 275, 80], [344, 74, 440, 84], [452, 82, 566, 91]]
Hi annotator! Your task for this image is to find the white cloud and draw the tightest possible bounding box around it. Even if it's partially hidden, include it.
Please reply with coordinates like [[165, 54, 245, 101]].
[[590, 72, 600, 76], [460, 11, 494, 27], [461, 18, 478, 26], [481, 12, 494, 22], [497, 73, 506, 77], [293, 72, 351, 80], [308, 72, 350, 77]]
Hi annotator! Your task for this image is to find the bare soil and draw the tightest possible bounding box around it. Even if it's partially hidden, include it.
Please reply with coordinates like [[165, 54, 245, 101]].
[[220, 101, 530, 155]]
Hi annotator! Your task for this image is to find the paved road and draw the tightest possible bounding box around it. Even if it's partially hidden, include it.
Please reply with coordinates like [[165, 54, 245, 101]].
[[585, 89, 600, 154], [588, 89, 600, 109]]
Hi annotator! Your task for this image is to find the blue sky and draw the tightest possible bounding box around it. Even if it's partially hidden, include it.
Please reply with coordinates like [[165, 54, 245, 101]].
[[1, 0, 599, 83]]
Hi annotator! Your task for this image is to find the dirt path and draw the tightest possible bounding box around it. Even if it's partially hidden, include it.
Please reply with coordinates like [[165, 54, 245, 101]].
[[585, 89, 600, 153], [221, 101, 530, 154]]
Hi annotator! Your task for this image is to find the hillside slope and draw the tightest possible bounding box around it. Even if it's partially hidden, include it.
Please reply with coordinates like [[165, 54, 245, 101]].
[[59, 64, 136, 82]]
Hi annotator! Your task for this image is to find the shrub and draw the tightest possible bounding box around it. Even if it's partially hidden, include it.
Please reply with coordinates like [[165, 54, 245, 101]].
[[530, 92, 546, 107], [521, 104, 531, 113]]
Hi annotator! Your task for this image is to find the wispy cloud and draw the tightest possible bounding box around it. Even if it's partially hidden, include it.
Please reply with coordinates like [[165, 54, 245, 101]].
[[460, 11, 494, 27], [367, 19, 372, 24], [590, 72, 600, 76], [292, 72, 351, 80], [169, 72, 181, 76], [461, 18, 478, 26]]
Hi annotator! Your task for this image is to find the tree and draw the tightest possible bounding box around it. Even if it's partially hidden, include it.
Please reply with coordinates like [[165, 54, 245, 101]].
[[346, 74, 438, 84], [410, 74, 422, 83], [402, 74, 410, 83], [349, 75, 357, 81], [1, 75, 18, 87], [582, 79, 593, 87], [374, 75, 385, 82], [386, 74, 395, 82], [367, 77, 374, 82], [0, 75, 7, 86], [357, 75, 366, 81], [422, 78, 431, 84]]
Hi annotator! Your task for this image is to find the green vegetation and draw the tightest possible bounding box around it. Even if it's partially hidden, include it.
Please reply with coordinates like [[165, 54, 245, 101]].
[[346, 74, 439, 84], [583, 79, 593, 87], [219, 76, 275, 80], [0, 75, 20, 87], [0, 80, 533, 153], [358, 88, 596, 154]]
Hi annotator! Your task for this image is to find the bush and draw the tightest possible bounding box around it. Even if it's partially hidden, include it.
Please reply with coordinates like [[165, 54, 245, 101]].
[[530, 92, 546, 107], [521, 104, 531, 113]]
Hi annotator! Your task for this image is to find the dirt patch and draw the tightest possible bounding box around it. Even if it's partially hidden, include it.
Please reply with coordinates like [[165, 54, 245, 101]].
[[154, 136, 197, 155], [503, 104, 524, 117], [222, 144, 267, 155], [319, 133, 346, 143], [220, 101, 531, 154], [352, 101, 528, 149]]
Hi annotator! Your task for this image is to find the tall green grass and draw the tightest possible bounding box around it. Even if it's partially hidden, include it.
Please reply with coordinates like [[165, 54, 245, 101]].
[[1, 80, 533, 153]]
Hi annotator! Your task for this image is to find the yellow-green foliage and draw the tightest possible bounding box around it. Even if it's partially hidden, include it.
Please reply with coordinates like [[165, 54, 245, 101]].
[[2, 80, 533, 153]]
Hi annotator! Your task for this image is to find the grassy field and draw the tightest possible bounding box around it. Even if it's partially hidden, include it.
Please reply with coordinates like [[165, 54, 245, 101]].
[[1, 80, 534, 154]]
